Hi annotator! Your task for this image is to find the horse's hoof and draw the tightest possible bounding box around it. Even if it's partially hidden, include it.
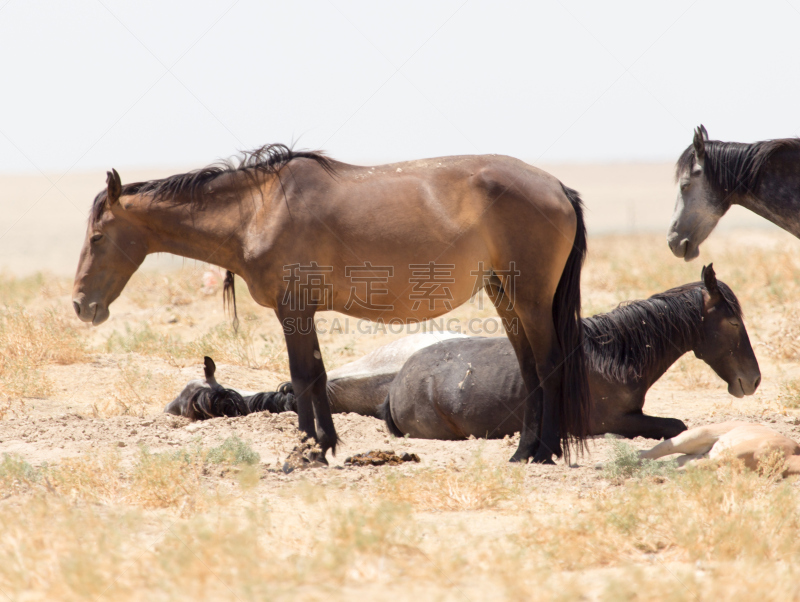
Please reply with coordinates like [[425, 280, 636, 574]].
[[508, 454, 530, 464], [309, 451, 329, 466], [531, 451, 556, 465]]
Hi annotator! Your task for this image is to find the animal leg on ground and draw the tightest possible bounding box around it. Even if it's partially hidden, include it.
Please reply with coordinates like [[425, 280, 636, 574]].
[[485, 281, 543, 460], [488, 281, 563, 463], [639, 422, 744, 460], [675, 453, 706, 467], [278, 307, 338, 459], [607, 412, 687, 440]]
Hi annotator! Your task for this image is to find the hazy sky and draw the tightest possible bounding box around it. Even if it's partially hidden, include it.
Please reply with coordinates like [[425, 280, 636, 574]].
[[1, 0, 799, 174]]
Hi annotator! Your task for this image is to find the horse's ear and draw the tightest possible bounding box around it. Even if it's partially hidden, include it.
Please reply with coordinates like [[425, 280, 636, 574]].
[[106, 168, 122, 206], [203, 356, 216, 380], [702, 263, 720, 305], [693, 126, 706, 168]]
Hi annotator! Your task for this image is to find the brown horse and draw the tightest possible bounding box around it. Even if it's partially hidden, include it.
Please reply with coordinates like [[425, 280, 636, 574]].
[[72, 145, 591, 463]]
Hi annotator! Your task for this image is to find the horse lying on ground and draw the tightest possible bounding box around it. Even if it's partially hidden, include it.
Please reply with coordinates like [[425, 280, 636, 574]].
[[639, 421, 800, 477], [165, 332, 467, 418], [381, 265, 761, 440], [168, 267, 760, 443]]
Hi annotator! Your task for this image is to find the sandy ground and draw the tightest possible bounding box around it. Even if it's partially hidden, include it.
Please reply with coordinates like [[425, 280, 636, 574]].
[[2, 354, 798, 473]]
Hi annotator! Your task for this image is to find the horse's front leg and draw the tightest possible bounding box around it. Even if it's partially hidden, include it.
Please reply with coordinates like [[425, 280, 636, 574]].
[[278, 308, 339, 459], [606, 412, 687, 440]]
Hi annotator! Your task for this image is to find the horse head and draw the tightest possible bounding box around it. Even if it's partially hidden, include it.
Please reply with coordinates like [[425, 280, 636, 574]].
[[72, 170, 148, 325], [667, 126, 729, 261], [693, 264, 761, 397]]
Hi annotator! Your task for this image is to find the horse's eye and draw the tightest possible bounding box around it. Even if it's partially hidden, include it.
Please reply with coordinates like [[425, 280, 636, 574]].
[[90, 233, 103, 243], [680, 181, 690, 192]]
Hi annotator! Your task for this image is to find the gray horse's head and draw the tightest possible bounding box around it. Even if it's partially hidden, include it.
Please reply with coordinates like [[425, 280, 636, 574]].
[[667, 125, 730, 261]]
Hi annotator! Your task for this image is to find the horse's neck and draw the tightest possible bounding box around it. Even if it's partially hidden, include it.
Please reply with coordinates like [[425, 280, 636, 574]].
[[137, 189, 258, 275], [639, 306, 698, 388], [642, 334, 692, 388], [736, 150, 800, 238]]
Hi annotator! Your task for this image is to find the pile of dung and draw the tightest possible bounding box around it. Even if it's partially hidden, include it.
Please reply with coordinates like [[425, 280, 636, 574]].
[[344, 450, 420, 467]]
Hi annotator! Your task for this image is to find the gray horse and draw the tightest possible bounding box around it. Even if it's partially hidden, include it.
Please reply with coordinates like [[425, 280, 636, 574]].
[[169, 268, 760, 444], [668, 125, 800, 260], [381, 266, 760, 441]]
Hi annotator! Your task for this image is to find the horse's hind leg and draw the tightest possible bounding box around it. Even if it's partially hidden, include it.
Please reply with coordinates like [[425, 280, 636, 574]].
[[485, 281, 555, 463]]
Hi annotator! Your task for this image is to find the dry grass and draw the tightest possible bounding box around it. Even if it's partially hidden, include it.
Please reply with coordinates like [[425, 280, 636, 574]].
[[0, 438, 261, 517], [778, 376, 800, 409], [104, 356, 183, 417], [1, 454, 799, 600], [516, 462, 800, 572], [104, 320, 286, 371], [0, 306, 89, 406], [767, 304, 800, 361], [375, 453, 525, 511]]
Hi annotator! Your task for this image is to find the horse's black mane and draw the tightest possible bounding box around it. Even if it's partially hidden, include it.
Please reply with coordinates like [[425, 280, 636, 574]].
[[583, 280, 742, 383], [185, 385, 248, 421], [183, 381, 296, 421], [90, 143, 334, 225], [675, 137, 800, 196]]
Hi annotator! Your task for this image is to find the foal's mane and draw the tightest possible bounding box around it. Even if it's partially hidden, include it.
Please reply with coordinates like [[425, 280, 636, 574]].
[[675, 137, 800, 196], [90, 143, 334, 225], [584, 280, 742, 383]]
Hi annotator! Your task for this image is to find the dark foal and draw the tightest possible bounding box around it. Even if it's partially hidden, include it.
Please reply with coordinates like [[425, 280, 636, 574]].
[[381, 265, 761, 441]]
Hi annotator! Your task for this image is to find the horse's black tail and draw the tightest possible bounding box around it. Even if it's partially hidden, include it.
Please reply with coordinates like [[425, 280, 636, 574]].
[[378, 394, 404, 438], [245, 382, 297, 414], [553, 184, 592, 459], [186, 386, 249, 421], [223, 270, 239, 332]]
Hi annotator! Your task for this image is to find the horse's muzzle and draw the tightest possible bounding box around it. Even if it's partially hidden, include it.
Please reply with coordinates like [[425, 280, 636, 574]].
[[72, 298, 109, 325]]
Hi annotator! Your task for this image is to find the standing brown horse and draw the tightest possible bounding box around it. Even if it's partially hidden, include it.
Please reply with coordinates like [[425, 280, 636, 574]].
[[72, 145, 591, 463]]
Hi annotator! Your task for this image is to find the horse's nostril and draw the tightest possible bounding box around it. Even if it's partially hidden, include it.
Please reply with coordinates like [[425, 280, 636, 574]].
[[72, 301, 81, 316], [754, 376, 761, 390]]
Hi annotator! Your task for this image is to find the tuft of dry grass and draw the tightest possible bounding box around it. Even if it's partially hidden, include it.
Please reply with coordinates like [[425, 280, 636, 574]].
[[778, 376, 800, 408], [104, 356, 183, 417], [768, 304, 800, 360], [43, 448, 210, 513], [1, 449, 800, 600], [104, 320, 285, 370], [0, 306, 89, 404], [375, 453, 525, 511], [517, 462, 800, 571]]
